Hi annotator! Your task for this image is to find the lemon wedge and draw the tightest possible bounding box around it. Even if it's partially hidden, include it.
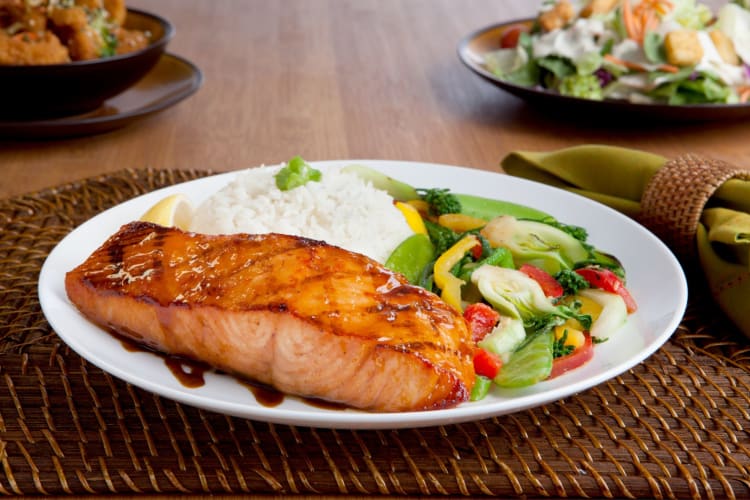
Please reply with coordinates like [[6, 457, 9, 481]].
[[395, 201, 427, 235], [140, 194, 194, 230]]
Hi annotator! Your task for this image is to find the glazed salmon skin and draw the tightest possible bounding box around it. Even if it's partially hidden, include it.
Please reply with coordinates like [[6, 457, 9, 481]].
[[65, 221, 476, 412]]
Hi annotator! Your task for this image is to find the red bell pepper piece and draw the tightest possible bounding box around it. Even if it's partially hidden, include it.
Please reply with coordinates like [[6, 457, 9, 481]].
[[473, 348, 503, 379], [575, 267, 638, 313], [463, 302, 500, 342], [549, 332, 594, 379], [519, 263, 563, 298]]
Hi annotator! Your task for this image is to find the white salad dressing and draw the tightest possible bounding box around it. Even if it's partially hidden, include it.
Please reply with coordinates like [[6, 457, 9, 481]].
[[482, 0, 750, 104], [696, 31, 746, 87], [715, 3, 750, 66], [532, 18, 613, 63], [611, 39, 649, 67]]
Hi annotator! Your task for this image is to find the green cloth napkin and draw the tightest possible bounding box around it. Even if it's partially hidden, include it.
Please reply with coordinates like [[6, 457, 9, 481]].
[[501, 145, 750, 339]]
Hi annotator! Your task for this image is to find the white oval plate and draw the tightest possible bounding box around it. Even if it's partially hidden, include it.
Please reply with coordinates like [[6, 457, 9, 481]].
[[38, 160, 688, 429]]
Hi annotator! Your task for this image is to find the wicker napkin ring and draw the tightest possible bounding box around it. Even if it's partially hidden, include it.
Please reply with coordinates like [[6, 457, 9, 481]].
[[639, 153, 750, 263]]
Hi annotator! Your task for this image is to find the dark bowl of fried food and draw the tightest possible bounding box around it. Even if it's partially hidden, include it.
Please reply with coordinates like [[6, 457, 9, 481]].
[[0, 5, 174, 120]]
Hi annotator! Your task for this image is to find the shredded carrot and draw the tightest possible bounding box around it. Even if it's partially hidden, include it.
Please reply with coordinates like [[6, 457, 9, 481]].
[[622, 0, 639, 42], [657, 63, 679, 73], [738, 86, 750, 103], [604, 54, 679, 74], [638, 0, 674, 16], [604, 53, 645, 71], [622, 0, 675, 45]]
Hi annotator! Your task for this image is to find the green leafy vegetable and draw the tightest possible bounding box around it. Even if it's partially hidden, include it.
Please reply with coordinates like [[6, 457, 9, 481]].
[[538, 56, 576, 80], [649, 71, 735, 105], [643, 31, 666, 64], [558, 74, 604, 100], [424, 220, 462, 257], [555, 269, 590, 295], [417, 188, 462, 216], [458, 246, 514, 282], [553, 329, 575, 358]]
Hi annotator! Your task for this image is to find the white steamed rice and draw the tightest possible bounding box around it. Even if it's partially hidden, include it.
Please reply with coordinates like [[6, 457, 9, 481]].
[[190, 164, 414, 263]]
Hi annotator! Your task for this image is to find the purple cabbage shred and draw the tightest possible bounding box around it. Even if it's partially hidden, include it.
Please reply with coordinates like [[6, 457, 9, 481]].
[[594, 68, 614, 87]]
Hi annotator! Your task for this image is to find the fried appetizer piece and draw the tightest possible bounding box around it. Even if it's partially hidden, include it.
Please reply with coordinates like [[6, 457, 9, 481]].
[[539, 0, 575, 32], [115, 26, 147, 54], [0, 29, 69, 64], [103, 0, 126, 25], [66, 222, 476, 412], [48, 5, 101, 60]]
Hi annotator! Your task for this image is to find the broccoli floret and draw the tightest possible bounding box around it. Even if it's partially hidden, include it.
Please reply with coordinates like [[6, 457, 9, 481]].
[[539, 217, 588, 242], [424, 220, 461, 256], [417, 188, 462, 216], [555, 269, 589, 295], [558, 74, 603, 100]]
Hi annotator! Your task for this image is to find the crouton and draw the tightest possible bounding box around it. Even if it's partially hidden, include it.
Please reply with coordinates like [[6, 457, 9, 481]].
[[664, 30, 703, 67], [580, 0, 618, 18], [539, 0, 575, 32], [709, 30, 740, 66]]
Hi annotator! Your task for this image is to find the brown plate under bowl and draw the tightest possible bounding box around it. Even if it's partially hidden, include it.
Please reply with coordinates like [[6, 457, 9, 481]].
[[0, 52, 202, 140], [0, 8, 174, 120], [458, 18, 750, 122]]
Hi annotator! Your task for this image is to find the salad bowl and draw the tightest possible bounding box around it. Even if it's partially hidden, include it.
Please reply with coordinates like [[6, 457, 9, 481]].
[[458, 18, 750, 122]]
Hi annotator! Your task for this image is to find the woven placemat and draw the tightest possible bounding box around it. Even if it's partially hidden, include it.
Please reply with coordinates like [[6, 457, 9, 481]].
[[1, 168, 749, 498]]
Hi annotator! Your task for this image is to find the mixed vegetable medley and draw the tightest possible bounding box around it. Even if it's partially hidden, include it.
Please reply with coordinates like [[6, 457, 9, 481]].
[[485, 0, 750, 105], [277, 159, 638, 402]]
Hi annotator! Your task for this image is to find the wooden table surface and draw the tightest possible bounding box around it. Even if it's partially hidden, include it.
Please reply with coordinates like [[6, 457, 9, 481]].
[[0, 0, 736, 200]]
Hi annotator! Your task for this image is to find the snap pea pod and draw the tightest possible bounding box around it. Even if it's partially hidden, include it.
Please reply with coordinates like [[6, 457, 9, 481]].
[[384, 233, 436, 285], [453, 193, 552, 222], [458, 247, 514, 282], [344, 164, 552, 221], [341, 164, 419, 201], [470, 375, 492, 401]]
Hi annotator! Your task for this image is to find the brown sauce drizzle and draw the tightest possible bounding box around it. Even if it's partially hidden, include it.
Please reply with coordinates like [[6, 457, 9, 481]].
[[115, 332, 349, 410], [116, 333, 209, 388], [164, 357, 210, 388], [303, 397, 348, 411], [240, 381, 285, 407]]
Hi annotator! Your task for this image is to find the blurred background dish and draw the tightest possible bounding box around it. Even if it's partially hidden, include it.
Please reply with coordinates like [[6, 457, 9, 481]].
[[458, 18, 750, 121], [0, 52, 201, 139], [0, 8, 174, 120]]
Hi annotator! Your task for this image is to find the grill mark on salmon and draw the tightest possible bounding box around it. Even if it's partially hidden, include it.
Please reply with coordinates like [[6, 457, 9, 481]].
[[65, 221, 476, 412]]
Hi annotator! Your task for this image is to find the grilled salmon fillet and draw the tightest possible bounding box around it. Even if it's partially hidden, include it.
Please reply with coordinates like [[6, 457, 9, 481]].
[[65, 221, 475, 412]]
